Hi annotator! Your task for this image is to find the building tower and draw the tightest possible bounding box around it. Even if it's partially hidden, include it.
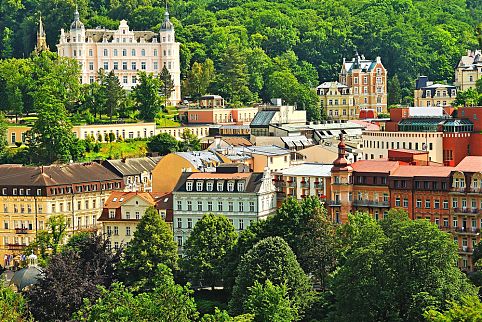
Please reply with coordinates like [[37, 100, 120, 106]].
[[330, 134, 353, 223], [159, 8, 181, 105], [34, 15, 49, 53]]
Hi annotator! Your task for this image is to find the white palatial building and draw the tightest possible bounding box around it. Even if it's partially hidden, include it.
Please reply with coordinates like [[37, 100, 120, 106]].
[[57, 9, 181, 105], [172, 165, 277, 252]]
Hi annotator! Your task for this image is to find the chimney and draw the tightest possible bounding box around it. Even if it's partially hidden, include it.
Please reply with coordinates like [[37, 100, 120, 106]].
[[415, 76, 428, 90]]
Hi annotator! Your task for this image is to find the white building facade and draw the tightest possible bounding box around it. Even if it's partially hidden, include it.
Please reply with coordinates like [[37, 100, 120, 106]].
[[57, 9, 181, 104], [172, 168, 277, 252]]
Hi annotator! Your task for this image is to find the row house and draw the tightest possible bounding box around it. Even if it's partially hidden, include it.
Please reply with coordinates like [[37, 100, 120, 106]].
[[172, 164, 276, 252], [316, 82, 357, 121], [273, 163, 332, 207], [97, 191, 172, 251], [0, 163, 123, 259], [414, 76, 457, 108]]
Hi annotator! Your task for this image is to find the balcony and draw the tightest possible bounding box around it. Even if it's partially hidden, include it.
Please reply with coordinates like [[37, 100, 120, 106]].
[[314, 182, 323, 189], [7, 243, 26, 250], [438, 225, 453, 232], [468, 187, 481, 194], [287, 181, 296, 187], [459, 246, 472, 254], [450, 187, 466, 194], [453, 208, 479, 216], [353, 200, 390, 208], [325, 200, 341, 206], [15, 228, 28, 234], [454, 227, 480, 235], [300, 182, 310, 188]]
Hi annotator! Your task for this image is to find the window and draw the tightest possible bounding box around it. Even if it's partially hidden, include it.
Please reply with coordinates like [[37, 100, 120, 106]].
[[131, 62, 137, 70], [122, 62, 127, 70], [207, 201, 213, 211], [207, 181, 213, 191], [187, 201, 192, 211], [141, 49, 146, 56], [403, 198, 408, 208], [132, 76, 137, 84], [103, 62, 109, 70], [227, 181, 235, 192], [425, 199, 430, 209], [196, 181, 203, 191], [218, 201, 223, 211], [153, 61, 158, 70], [197, 201, 202, 212], [122, 49, 127, 56], [443, 199, 449, 209], [187, 218, 192, 229], [126, 212, 130, 219], [177, 218, 182, 229], [237, 181, 245, 192], [89, 62, 94, 70], [114, 49, 118, 56], [141, 62, 146, 70], [395, 197, 401, 207], [114, 242, 119, 250], [452, 199, 458, 208], [126, 227, 131, 236], [217, 181, 224, 191], [177, 200, 182, 210], [123, 76, 128, 84], [177, 236, 182, 246], [135, 211, 140, 220], [113, 62, 118, 70], [228, 202, 234, 212], [114, 226, 119, 236], [154, 49, 158, 56], [239, 202, 244, 212], [186, 181, 193, 191], [107, 226, 112, 236], [103, 49, 108, 56], [131, 49, 136, 56], [434, 200, 440, 209], [109, 209, 115, 219], [239, 219, 244, 230]]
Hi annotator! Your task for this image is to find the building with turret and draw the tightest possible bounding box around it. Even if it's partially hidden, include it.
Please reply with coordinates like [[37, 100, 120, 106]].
[[34, 16, 49, 53], [454, 50, 482, 91], [57, 8, 181, 105]]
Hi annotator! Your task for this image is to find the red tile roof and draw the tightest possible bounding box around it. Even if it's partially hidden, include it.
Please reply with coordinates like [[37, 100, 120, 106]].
[[351, 160, 400, 173], [454, 156, 482, 172]]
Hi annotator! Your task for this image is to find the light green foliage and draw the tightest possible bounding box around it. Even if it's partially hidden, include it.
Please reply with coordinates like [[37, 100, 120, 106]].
[[183, 213, 238, 288], [424, 295, 482, 321], [147, 132, 178, 155], [244, 280, 298, 322], [73, 266, 198, 322], [25, 214, 67, 262], [0, 285, 33, 322], [184, 59, 216, 99], [178, 128, 201, 151], [0, 112, 7, 155], [453, 88, 481, 107], [331, 210, 477, 322], [201, 308, 254, 322], [120, 207, 178, 289], [229, 236, 314, 317], [131, 71, 162, 121]]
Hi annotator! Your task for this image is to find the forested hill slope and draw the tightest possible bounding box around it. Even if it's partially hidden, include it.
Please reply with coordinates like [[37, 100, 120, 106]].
[[1, 0, 481, 105]]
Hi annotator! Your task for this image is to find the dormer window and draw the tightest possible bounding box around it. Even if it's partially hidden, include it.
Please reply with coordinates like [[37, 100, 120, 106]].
[[109, 209, 115, 219], [196, 181, 203, 191], [227, 181, 235, 192], [186, 181, 193, 191], [206, 181, 214, 191], [237, 181, 245, 192], [425, 90, 431, 97], [217, 181, 224, 192]]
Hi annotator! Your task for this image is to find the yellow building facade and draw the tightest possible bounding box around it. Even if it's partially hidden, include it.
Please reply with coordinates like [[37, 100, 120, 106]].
[[317, 81, 357, 120]]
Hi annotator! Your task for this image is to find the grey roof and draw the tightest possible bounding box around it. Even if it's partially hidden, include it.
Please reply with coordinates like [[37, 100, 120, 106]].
[[281, 135, 314, 149], [103, 157, 161, 176], [173, 172, 265, 194], [279, 163, 332, 177], [160, 11, 174, 30], [316, 81, 349, 89], [250, 111, 277, 127], [246, 145, 291, 156], [10, 266, 43, 291], [175, 151, 223, 171]]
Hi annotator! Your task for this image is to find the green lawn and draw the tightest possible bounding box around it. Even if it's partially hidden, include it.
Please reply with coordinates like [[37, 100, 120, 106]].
[[83, 140, 148, 161]]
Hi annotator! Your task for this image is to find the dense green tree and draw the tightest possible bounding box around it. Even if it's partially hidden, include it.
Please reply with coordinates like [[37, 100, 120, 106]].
[[147, 132, 179, 155], [120, 206, 178, 289], [159, 65, 175, 107], [453, 88, 481, 107], [183, 213, 238, 289], [102, 70, 125, 122], [0, 112, 7, 156], [74, 266, 198, 322], [131, 71, 162, 121], [184, 59, 215, 99], [229, 236, 314, 317], [331, 211, 477, 322], [388, 74, 402, 105], [200, 308, 254, 321], [0, 285, 32, 322], [244, 280, 298, 322], [424, 295, 482, 321], [27, 233, 120, 322], [475, 77, 482, 94], [178, 128, 201, 151]]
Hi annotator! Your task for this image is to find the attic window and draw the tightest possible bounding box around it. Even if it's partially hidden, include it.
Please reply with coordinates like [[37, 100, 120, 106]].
[[113, 198, 118, 202], [196, 181, 203, 191], [237, 181, 245, 192], [186, 181, 193, 191], [227, 181, 235, 192]]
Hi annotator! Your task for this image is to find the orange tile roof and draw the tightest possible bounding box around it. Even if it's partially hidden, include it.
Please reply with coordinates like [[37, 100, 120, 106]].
[[187, 172, 252, 180], [351, 160, 400, 173], [223, 137, 252, 146], [104, 191, 156, 209], [454, 156, 482, 172], [391, 165, 454, 177]]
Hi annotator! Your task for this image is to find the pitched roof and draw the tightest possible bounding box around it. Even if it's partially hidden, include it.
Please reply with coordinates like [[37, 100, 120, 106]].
[[174, 172, 265, 193], [391, 165, 454, 178], [174, 151, 224, 170], [454, 156, 482, 172], [222, 137, 252, 147], [103, 157, 161, 176], [103, 191, 156, 209], [0, 163, 121, 187], [187, 172, 251, 180]]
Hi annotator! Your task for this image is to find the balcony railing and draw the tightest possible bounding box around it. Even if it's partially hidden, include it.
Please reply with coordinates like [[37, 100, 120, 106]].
[[288, 182, 296, 187], [453, 208, 479, 215], [451, 187, 466, 193], [7, 243, 26, 250], [454, 227, 480, 234], [325, 200, 341, 206], [469, 187, 481, 193], [353, 200, 390, 208], [15, 228, 28, 234], [300, 182, 310, 188], [459, 246, 472, 253]]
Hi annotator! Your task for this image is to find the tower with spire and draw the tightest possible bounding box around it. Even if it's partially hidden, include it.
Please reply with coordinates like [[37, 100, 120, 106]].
[[35, 15, 49, 53], [329, 134, 353, 223]]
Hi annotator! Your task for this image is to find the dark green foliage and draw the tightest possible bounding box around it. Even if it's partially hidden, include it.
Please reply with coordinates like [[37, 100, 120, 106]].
[[73, 265, 198, 322], [159, 65, 175, 107], [183, 213, 238, 288], [119, 206, 178, 289], [178, 128, 201, 151], [131, 71, 162, 121], [147, 132, 179, 155], [229, 236, 314, 317]]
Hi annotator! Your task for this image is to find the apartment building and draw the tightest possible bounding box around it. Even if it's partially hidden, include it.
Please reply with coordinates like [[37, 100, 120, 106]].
[[316, 81, 357, 120], [178, 106, 258, 125], [57, 9, 181, 104], [339, 53, 388, 114], [414, 76, 457, 107], [273, 163, 332, 207], [0, 163, 123, 259], [454, 50, 482, 90], [172, 164, 276, 251]]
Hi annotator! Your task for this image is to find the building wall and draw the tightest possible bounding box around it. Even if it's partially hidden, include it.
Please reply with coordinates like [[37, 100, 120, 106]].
[[414, 87, 457, 107], [156, 126, 210, 140], [251, 153, 291, 172], [455, 68, 482, 91], [443, 133, 472, 166], [151, 154, 201, 193], [362, 131, 444, 163]]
